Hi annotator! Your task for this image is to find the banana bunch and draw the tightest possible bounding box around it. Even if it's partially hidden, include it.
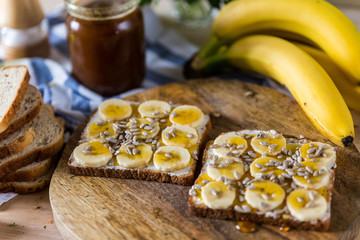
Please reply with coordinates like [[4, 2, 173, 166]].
[[190, 0, 360, 147]]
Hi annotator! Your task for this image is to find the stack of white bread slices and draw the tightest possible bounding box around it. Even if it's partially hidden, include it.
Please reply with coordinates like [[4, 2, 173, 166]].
[[0, 66, 64, 193]]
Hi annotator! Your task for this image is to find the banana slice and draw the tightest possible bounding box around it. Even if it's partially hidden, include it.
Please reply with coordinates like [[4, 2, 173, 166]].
[[153, 146, 191, 171], [126, 118, 160, 139], [292, 161, 330, 190], [212, 132, 248, 158], [162, 125, 198, 148], [85, 121, 116, 140], [201, 180, 236, 209], [251, 131, 286, 156], [287, 189, 328, 221], [98, 99, 132, 121], [73, 141, 112, 167], [250, 157, 285, 179], [245, 180, 285, 212], [169, 105, 204, 128], [116, 143, 153, 168], [207, 161, 245, 181], [299, 142, 336, 169], [138, 100, 171, 118]]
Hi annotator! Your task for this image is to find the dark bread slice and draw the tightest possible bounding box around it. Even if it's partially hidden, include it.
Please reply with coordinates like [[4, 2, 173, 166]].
[[0, 105, 64, 179], [68, 103, 212, 186], [0, 123, 35, 158], [0, 66, 30, 133], [189, 134, 335, 231], [0, 85, 43, 140], [0, 162, 56, 194], [0, 157, 52, 182]]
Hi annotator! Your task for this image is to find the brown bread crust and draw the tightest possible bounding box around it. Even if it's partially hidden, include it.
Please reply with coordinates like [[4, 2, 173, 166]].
[[0, 66, 30, 133], [0, 157, 52, 182], [0, 125, 35, 158], [0, 85, 43, 140]]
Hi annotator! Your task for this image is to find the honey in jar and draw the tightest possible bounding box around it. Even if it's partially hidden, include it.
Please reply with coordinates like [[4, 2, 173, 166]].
[[65, 0, 145, 96]]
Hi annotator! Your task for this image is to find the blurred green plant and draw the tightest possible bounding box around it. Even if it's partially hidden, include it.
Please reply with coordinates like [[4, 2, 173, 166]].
[[140, 0, 233, 8]]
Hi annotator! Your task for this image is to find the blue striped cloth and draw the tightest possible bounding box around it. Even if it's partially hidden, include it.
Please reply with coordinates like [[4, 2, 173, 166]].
[[0, 7, 270, 130]]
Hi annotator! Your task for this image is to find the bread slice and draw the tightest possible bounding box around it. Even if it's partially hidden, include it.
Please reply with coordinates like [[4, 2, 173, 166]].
[[0, 157, 51, 182], [0, 85, 43, 140], [0, 105, 64, 179], [68, 100, 211, 185], [189, 130, 336, 231], [0, 123, 35, 158], [0, 163, 56, 194], [0, 66, 30, 133]]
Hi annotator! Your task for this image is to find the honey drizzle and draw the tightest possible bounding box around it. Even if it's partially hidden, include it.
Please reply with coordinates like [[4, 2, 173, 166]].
[[235, 221, 257, 233]]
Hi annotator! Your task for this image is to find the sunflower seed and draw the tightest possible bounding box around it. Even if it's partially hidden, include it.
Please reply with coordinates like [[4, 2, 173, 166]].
[[306, 166, 313, 173], [218, 163, 228, 168], [234, 205, 242, 212], [165, 153, 173, 158], [305, 201, 315, 208], [262, 193, 271, 200], [96, 120, 106, 126], [211, 189, 218, 196], [125, 148, 132, 155], [131, 148, 137, 155], [85, 145, 93, 151], [189, 189, 196, 196], [270, 130, 277, 135], [242, 205, 251, 213], [82, 150, 92, 155], [202, 179, 210, 184], [261, 202, 270, 208], [260, 141, 270, 146]]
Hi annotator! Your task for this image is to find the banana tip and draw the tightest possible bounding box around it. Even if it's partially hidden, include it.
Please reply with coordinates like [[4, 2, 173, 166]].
[[342, 136, 353, 147]]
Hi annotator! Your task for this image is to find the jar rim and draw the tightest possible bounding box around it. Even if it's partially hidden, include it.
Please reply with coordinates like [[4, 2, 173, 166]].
[[65, 0, 140, 21]]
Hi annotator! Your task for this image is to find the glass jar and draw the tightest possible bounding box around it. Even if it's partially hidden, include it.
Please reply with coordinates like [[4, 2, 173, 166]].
[[65, 0, 145, 97]]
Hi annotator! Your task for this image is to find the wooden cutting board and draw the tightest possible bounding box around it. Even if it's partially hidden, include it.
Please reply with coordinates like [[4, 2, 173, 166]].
[[49, 79, 360, 240]]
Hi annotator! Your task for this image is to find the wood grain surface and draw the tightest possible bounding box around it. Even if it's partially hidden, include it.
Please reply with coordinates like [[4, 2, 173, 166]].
[[0, 188, 61, 240], [49, 79, 360, 240]]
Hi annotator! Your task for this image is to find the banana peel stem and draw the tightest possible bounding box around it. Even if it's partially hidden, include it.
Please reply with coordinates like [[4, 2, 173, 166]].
[[198, 35, 224, 59], [191, 51, 228, 72]]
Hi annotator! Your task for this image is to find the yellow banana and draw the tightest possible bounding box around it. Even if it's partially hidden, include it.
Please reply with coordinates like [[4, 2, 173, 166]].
[[199, 35, 354, 147], [293, 42, 360, 113], [208, 0, 360, 85]]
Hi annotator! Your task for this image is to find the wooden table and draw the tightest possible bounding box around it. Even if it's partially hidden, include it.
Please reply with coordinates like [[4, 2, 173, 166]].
[[1, 1, 360, 239]]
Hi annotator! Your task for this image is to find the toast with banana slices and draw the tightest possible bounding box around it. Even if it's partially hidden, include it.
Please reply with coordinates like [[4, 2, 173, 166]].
[[189, 130, 336, 231], [68, 99, 211, 185]]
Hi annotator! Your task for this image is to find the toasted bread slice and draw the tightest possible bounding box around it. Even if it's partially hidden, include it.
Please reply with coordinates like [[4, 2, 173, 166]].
[[0, 157, 52, 182], [0, 163, 56, 194], [189, 130, 335, 231], [0, 85, 43, 140], [68, 100, 211, 185], [0, 105, 64, 179], [0, 123, 35, 158], [0, 66, 30, 133]]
